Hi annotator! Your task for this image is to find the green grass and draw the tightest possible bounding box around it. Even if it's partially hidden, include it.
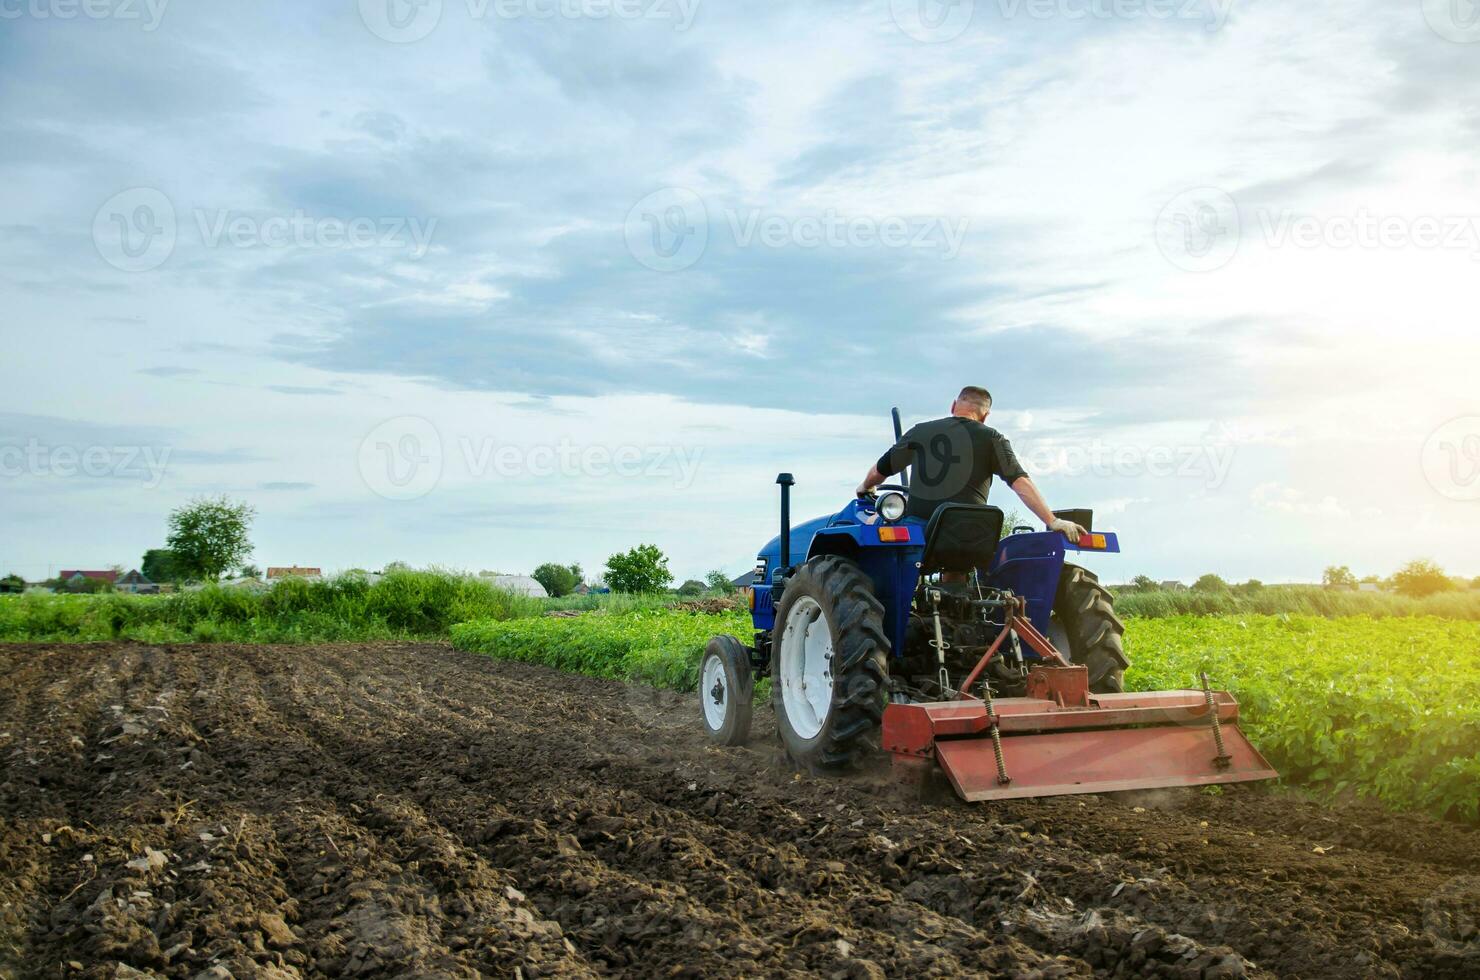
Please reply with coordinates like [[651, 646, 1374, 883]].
[[1111, 585, 1480, 620], [0, 570, 541, 643]]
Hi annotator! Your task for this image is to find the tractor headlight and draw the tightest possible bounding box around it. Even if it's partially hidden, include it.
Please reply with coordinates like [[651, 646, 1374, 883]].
[[877, 491, 907, 523]]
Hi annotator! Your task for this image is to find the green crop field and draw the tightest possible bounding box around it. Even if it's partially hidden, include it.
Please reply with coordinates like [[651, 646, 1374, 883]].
[[453, 610, 1480, 824]]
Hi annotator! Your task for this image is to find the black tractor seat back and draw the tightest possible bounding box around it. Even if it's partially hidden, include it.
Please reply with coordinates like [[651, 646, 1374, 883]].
[[920, 503, 1005, 575]]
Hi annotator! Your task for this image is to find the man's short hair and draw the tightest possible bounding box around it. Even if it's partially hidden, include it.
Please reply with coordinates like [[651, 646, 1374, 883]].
[[957, 386, 993, 411]]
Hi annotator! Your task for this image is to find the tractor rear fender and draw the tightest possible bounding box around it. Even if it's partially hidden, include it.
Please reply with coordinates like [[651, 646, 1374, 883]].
[[808, 526, 923, 658], [986, 530, 1122, 637], [986, 532, 1069, 636]]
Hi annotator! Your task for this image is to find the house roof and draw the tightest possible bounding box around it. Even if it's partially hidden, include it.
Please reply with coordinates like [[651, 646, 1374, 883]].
[[267, 566, 321, 579], [60, 570, 119, 583]]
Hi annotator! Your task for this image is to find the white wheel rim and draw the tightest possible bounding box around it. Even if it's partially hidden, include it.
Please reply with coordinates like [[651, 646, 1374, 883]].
[[701, 653, 728, 731], [778, 596, 834, 740]]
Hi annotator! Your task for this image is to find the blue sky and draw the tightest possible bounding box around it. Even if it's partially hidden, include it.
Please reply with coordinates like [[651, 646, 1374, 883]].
[[2, 0, 1479, 584]]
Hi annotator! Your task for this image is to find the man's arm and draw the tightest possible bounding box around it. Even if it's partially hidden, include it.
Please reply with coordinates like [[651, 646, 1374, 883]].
[[858, 424, 916, 497], [856, 464, 887, 497], [1009, 475, 1087, 543]]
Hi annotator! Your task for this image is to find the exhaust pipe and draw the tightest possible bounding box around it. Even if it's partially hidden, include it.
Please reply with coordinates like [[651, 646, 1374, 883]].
[[776, 472, 795, 570]]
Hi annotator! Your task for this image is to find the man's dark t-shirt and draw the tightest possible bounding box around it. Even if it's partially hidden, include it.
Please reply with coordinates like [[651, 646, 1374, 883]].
[[876, 416, 1028, 521]]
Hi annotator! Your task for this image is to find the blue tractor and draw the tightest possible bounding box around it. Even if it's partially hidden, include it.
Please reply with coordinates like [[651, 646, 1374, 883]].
[[699, 409, 1276, 801]]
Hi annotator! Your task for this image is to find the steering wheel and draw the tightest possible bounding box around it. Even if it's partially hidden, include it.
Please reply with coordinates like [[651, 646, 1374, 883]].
[[858, 484, 909, 500]]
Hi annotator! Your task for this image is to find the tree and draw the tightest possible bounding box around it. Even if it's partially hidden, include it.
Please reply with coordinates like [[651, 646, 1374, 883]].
[[1235, 579, 1264, 596], [141, 549, 183, 583], [1390, 559, 1455, 598], [604, 544, 673, 594], [238, 564, 262, 580], [1192, 573, 1230, 593], [704, 569, 734, 592], [1130, 575, 1158, 592], [532, 562, 583, 598], [1322, 565, 1357, 589], [165, 496, 256, 581], [677, 579, 706, 596], [0, 574, 25, 594]]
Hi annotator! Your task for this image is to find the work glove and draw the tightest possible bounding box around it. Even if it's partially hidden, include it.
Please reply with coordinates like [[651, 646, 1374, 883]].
[[1048, 518, 1087, 544], [856, 484, 875, 499]]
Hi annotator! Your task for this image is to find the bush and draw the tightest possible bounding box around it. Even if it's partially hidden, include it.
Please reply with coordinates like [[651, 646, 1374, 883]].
[[677, 579, 705, 597], [532, 562, 583, 598], [1192, 574, 1231, 593], [1391, 559, 1456, 599]]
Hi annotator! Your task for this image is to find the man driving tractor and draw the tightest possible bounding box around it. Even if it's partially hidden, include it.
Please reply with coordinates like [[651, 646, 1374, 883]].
[[856, 385, 1088, 545]]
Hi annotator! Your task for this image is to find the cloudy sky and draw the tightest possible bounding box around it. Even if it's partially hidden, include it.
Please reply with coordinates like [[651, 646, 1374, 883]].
[[2, 0, 1478, 584]]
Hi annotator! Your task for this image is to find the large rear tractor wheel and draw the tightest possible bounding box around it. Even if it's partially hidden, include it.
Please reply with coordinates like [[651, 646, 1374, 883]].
[[1048, 564, 1129, 694], [699, 635, 753, 746], [772, 556, 889, 770]]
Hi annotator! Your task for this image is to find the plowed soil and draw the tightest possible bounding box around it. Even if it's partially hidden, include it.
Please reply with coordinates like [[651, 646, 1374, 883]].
[[1, 642, 1476, 979]]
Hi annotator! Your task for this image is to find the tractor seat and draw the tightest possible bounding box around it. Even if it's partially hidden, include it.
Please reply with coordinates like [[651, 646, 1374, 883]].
[[919, 503, 1005, 576]]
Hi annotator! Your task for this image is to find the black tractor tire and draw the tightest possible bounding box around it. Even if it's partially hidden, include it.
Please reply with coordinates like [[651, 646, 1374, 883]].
[[771, 556, 890, 770], [1050, 564, 1129, 694], [698, 634, 753, 747]]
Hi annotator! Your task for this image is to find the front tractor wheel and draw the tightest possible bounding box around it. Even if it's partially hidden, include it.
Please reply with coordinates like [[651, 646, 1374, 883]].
[[699, 635, 753, 746], [772, 556, 889, 770], [1048, 563, 1130, 694]]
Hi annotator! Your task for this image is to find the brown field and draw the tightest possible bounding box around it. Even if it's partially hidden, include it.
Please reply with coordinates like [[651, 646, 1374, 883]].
[[1, 642, 1476, 978]]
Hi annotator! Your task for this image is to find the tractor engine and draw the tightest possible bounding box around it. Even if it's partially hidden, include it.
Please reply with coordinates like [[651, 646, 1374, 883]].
[[896, 587, 1031, 701]]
